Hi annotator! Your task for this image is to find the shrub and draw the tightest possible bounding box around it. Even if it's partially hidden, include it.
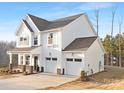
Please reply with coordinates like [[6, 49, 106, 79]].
[[23, 71, 29, 75], [17, 70, 20, 73], [13, 70, 17, 73], [80, 70, 89, 81], [8, 70, 12, 74]]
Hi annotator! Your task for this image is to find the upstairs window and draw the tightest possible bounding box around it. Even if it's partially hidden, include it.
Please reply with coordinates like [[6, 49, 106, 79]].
[[20, 37, 23, 41], [34, 36, 38, 45], [24, 38, 27, 41], [48, 33, 53, 44], [19, 36, 28, 45]]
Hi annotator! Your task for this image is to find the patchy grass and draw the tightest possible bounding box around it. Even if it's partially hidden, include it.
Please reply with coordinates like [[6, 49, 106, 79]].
[[44, 66, 124, 90]]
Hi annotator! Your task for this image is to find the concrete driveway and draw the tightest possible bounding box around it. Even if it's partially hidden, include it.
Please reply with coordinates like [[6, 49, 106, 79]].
[[0, 73, 78, 90]]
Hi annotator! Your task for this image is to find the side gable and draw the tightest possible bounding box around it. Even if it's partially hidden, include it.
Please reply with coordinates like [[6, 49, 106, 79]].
[[86, 37, 105, 54], [27, 14, 49, 32], [63, 36, 97, 51], [96, 37, 106, 53], [84, 14, 97, 36], [16, 20, 33, 36], [62, 14, 97, 50], [23, 20, 33, 32], [26, 14, 83, 32]]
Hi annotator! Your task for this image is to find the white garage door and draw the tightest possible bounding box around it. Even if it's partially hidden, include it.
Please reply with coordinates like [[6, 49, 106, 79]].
[[65, 58, 83, 76], [45, 57, 57, 73]]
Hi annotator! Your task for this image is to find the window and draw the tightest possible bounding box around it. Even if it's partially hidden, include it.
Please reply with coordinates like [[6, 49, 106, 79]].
[[25, 56, 30, 65], [20, 37, 23, 41], [24, 38, 27, 41], [23, 37, 28, 45], [66, 58, 73, 62], [52, 58, 57, 61], [75, 59, 82, 62], [19, 36, 29, 45], [34, 36, 38, 45], [48, 33, 53, 44], [46, 57, 51, 60]]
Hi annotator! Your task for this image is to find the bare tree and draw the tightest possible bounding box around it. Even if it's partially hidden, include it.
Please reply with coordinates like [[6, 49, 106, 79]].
[[118, 15, 123, 67], [94, 9, 100, 36], [110, 7, 117, 66]]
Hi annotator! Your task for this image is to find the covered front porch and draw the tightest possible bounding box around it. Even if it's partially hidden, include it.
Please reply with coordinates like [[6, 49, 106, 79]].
[[7, 46, 43, 73]]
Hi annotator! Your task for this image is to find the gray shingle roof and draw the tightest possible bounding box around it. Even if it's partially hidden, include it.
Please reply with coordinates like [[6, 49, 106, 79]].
[[23, 20, 34, 32], [28, 13, 83, 31], [63, 36, 97, 51]]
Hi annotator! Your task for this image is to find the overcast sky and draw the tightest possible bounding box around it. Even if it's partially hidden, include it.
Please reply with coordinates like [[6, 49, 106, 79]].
[[0, 2, 124, 41]]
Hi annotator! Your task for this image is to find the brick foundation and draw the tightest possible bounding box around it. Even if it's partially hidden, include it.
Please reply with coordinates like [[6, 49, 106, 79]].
[[57, 68, 61, 75], [9, 63, 12, 71]]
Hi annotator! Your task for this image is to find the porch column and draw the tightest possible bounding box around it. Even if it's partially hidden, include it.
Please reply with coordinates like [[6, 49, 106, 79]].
[[22, 53, 26, 72], [29, 54, 33, 74], [23, 54, 26, 65], [18, 54, 21, 65], [9, 53, 12, 71], [30, 54, 32, 66]]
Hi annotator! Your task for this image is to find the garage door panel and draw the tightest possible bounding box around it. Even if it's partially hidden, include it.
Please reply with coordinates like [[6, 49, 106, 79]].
[[65, 58, 83, 76], [66, 62, 82, 76], [46, 61, 57, 73]]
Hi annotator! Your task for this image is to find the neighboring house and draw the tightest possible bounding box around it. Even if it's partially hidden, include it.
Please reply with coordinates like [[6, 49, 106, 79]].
[[7, 13, 105, 76]]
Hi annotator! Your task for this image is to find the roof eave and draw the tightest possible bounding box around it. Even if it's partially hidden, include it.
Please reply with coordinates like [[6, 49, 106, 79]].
[[7, 50, 31, 54], [62, 50, 86, 53], [27, 14, 41, 32], [40, 27, 63, 33]]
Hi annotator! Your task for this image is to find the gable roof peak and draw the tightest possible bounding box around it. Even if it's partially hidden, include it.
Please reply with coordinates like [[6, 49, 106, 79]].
[[25, 13, 85, 31], [22, 19, 34, 32], [27, 14, 49, 22], [53, 13, 84, 22]]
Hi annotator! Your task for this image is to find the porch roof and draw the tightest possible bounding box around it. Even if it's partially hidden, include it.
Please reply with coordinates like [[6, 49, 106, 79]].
[[7, 46, 39, 54]]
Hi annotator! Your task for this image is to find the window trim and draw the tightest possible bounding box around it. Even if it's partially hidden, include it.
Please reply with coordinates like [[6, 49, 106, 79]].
[[46, 57, 51, 60], [66, 58, 73, 62], [48, 33, 53, 45], [34, 36, 38, 45], [74, 58, 82, 62], [23, 38, 27, 41], [52, 58, 57, 61], [20, 37, 23, 41]]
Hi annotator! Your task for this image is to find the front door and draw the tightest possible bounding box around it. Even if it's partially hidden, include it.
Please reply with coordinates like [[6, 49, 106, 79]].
[[34, 56, 38, 71]]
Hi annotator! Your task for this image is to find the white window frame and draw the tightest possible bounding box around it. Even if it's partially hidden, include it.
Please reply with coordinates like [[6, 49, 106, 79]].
[[34, 35, 38, 46], [19, 36, 29, 46], [47, 33, 53, 46]]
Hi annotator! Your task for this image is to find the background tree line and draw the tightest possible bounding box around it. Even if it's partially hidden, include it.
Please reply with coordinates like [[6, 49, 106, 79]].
[[0, 41, 16, 67], [103, 33, 124, 66]]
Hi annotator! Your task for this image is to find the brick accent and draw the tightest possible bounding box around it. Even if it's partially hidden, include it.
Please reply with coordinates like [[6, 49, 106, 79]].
[[57, 68, 61, 75], [25, 65, 33, 73], [9, 63, 12, 71], [18, 65, 26, 72]]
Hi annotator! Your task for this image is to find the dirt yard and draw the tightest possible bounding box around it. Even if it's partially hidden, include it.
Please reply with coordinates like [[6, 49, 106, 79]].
[[44, 66, 124, 90]]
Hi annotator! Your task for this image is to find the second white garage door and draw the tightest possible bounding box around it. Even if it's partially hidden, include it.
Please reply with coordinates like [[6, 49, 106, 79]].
[[45, 57, 57, 73], [65, 58, 83, 76]]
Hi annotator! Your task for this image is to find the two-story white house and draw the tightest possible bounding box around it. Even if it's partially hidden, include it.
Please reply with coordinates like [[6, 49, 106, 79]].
[[7, 13, 105, 76]]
